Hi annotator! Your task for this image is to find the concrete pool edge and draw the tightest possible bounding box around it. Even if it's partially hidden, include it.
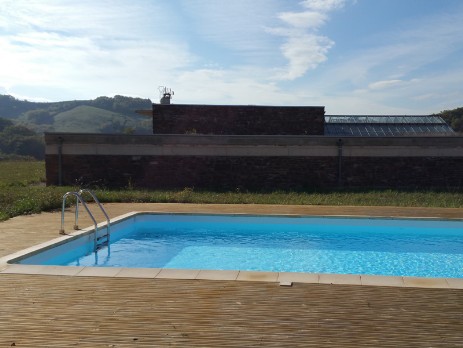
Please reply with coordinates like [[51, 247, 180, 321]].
[[2, 263, 463, 289], [0, 211, 136, 265], [1, 210, 463, 290]]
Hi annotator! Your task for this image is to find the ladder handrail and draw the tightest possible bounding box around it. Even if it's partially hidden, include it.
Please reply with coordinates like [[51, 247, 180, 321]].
[[60, 192, 99, 250], [76, 189, 110, 241]]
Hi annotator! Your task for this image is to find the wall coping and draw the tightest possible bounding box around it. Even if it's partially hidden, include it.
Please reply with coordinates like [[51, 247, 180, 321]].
[[44, 132, 463, 147], [152, 104, 326, 109]]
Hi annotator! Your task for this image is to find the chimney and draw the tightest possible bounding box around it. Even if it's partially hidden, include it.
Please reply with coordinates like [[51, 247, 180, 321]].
[[159, 86, 174, 105], [160, 92, 171, 105]]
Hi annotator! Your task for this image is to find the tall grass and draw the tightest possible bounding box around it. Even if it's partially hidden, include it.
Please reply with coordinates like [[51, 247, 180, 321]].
[[0, 161, 45, 186], [1, 160, 463, 222], [0, 161, 74, 221], [93, 187, 463, 207]]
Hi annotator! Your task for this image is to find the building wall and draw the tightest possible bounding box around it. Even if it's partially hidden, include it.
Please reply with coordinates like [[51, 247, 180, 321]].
[[45, 133, 463, 190], [152, 104, 325, 135]]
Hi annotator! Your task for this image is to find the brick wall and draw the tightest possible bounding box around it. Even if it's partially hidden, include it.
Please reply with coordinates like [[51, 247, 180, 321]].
[[152, 104, 325, 135], [340, 157, 463, 188], [45, 133, 463, 190], [45, 155, 338, 190]]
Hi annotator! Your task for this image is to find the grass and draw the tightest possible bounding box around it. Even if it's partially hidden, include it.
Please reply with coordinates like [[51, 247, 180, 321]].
[[0, 161, 68, 221], [0, 160, 45, 185], [1, 160, 463, 222]]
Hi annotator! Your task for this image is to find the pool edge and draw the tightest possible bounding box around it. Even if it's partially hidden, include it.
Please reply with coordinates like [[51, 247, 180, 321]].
[[1, 264, 463, 289]]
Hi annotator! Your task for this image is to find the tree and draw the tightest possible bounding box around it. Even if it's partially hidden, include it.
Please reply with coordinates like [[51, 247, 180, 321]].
[[436, 107, 463, 133], [14, 137, 45, 159], [0, 122, 45, 159], [0, 117, 13, 132], [24, 109, 54, 125], [2, 125, 36, 137]]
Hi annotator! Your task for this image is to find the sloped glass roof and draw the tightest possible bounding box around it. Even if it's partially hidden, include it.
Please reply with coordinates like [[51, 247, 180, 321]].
[[324, 115, 454, 136]]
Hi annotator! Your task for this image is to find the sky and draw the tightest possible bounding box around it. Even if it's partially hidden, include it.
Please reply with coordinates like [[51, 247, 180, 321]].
[[0, 0, 463, 114]]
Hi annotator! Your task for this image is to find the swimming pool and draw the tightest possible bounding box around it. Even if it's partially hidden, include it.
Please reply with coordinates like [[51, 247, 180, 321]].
[[9, 213, 463, 278]]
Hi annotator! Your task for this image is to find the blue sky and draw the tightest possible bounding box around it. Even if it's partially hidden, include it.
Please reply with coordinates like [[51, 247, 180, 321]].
[[0, 0, 462, 114]]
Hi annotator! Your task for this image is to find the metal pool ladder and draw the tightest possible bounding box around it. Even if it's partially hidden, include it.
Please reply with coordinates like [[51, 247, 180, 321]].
[[59, 189, 111, 251]]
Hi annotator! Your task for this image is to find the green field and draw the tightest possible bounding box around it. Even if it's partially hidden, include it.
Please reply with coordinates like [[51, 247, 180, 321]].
[[1, 160, 463, 222]]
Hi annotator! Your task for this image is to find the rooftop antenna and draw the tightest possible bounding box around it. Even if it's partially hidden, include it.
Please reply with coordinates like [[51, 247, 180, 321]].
[[159, 86, 174, 105]]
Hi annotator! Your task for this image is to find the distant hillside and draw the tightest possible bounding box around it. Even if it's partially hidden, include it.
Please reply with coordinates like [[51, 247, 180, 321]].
[[435, 107, 463, 133], [53, 105, 150, 133], [0, 95, 85, 120], [0, 94, 152, 134]]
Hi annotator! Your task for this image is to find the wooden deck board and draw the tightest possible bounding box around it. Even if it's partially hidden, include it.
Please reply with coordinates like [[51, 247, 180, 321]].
[[1, 203, 463, 346], [1, 275, 463, 347]]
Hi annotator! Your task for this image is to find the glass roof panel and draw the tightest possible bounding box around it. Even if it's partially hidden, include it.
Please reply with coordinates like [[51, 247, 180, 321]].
[[324, 115, 454, 136]]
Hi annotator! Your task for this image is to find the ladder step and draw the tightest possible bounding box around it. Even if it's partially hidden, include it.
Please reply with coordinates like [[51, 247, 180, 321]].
[[96, 235, 109, 251], [95, 242, 108, 251]]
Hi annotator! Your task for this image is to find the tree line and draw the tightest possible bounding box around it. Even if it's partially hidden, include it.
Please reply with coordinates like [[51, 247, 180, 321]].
[[436, 107, 463, 133], [0, 117, 44, 160]]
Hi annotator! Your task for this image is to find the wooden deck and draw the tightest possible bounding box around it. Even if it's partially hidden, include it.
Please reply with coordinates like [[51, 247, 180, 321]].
[[1, 203, 463, 347]]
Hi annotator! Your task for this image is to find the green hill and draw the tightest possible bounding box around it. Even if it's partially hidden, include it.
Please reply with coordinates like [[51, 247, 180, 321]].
[[53, 105, 151, 134], [0, 94, 153, 159], [0, 95, 86, 120], [0, 94, 152, 134]]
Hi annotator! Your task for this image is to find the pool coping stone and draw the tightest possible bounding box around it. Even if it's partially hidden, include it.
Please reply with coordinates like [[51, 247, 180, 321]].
[[2, 264, 462, 289]]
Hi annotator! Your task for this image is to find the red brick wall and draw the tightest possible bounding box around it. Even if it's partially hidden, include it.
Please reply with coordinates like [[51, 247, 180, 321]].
[[152, 104, 325, 135], [46, 154, 463, 190], [45, 133, 463, 190], [340, 157, 463, 188]]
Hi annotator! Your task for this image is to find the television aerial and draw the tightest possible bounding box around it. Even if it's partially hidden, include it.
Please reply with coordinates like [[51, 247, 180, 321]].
[[159, 86, 174, 104]]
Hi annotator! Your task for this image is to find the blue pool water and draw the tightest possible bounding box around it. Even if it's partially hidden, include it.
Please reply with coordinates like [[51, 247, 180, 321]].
[[18, 214, 463, 278]]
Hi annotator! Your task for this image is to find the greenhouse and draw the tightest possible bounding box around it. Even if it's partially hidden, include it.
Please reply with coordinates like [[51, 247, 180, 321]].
[[324, 115, 454, 136]]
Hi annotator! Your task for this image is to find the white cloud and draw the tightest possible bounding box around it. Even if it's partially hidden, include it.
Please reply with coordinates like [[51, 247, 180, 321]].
[[276, 35, 334, 80], [269, 0, 345, 80], [368, 79, 404, 90], [0, 0, 167, 40], [0, 30, 192, 91], [367, 78, 425, 93], [0, 0, 349, 103], [278, 11, 327, 29], [315, 64, 463, 115], [0, 0, 195, 100], [299, 3, 463, 114], [180, 0, 281, 60], [172, 68, 300, 106], [301, 0, 346, 12]]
